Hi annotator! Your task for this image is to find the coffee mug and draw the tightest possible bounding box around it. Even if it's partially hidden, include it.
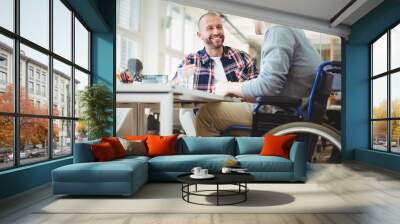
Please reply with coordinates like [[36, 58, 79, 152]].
[[221, 167, 232, 174], [191, 167, 202, 176], [200, 169, 208, 176]]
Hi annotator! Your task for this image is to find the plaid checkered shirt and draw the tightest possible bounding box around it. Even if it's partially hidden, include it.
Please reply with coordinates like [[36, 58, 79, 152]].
[[178, 46, 257, 93]]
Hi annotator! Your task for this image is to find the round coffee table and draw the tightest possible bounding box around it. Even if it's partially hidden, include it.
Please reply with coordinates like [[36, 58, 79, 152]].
[[177, 173, 255, 206]]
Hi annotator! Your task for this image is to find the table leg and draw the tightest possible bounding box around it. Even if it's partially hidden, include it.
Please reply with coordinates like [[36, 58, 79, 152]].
[[217, 184, 219, 206], [159, 93, 173, 135], [245, 183, 247, 201]]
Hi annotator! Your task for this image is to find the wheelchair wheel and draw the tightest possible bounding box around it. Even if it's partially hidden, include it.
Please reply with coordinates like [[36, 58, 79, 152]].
[[266, 122, 341, 151]]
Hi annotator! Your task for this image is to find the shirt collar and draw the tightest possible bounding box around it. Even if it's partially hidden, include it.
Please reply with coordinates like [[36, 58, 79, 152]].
[[199, 46, 232, 64]]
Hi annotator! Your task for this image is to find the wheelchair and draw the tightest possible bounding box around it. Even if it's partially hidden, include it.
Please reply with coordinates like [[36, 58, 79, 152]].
[[223, 61, 342, 161]]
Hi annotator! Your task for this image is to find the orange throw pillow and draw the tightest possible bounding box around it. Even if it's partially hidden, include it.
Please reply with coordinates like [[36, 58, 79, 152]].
[[124, 135, 148, 142], [101, 137, 127, 158], [91, 142, 117, 161], [260, 134, 296, 159], [146, 135, 177, 157]]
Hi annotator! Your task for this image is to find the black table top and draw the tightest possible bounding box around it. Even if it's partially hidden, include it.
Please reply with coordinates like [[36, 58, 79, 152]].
[[177, 172, 255, 185]]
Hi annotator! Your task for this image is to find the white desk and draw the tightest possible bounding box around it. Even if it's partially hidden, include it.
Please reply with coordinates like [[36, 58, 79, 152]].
[[116, 83, 239, 135]]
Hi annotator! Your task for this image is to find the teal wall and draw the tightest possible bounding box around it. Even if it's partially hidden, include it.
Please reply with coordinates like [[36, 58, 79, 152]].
[[0, 158, 72, 199], [0, 0, 116, 200], [344, 0, 400, 171]]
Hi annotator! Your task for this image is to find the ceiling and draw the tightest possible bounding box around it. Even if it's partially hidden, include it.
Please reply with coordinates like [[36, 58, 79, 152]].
[[170, 0, 384, 37], [225, 0, 352, 23]]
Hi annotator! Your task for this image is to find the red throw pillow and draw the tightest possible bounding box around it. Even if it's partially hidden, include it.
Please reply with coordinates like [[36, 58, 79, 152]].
[[91, 142, 117, 161], [260, 134, 296, 159], [101, 137, 127, 158], [124, 135, 148, 142], [146, 135, 177, 157]]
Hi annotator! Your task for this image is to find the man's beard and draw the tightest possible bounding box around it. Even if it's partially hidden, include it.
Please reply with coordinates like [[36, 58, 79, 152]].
[[205, 34, 224, 49]]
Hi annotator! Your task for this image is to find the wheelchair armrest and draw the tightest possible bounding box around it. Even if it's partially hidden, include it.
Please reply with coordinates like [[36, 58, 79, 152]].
[[256, 96, 302, 108]]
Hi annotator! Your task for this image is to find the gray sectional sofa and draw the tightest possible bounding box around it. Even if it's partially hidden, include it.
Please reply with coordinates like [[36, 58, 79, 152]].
[[52, 137, 307, 196]]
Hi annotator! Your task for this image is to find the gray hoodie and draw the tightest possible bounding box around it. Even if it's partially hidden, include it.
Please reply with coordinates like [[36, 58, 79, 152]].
[[241, 25, 322, 98]]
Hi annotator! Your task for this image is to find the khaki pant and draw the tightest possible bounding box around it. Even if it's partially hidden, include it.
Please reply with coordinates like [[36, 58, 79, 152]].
[[195, 102, 255, 136]]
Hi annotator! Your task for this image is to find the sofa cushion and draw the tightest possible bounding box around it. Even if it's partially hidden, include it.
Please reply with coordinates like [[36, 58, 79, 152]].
[[91, 142, 118, 161], [236, 155, 293, 172], [149, 154, 235, 172], [260, 134, 296, 159], [147, 135, 178, 157], [119, 138, 147, 156], [53, 159, 147, 183], [124, 135, 148, 142], [101, 137, 127, 158], [236, 137, 263, 155], [178, 137, 235, 155]]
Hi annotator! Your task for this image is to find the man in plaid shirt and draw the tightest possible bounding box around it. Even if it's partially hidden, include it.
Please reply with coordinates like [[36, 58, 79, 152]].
[[175, 12, 257, 93]]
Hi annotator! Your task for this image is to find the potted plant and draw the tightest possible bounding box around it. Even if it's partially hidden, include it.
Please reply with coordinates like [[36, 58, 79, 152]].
[[79, 84, 113, 140]]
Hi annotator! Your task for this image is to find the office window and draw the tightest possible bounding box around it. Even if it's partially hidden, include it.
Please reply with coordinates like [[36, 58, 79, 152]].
[[53, 59, 72, 117], [391, 24, 400, 70], [117, 0, 141, 32], [0, 116, 13, 170], [370, 23, 400, 153], [0, 35, 14, 113], [0, 0, 91, 170], [74, 69, 89, 118], [74, 18, 89, 70], [0, 0, 14, 32], [20, 0, 49, 49], [53, 0, 72, 60], [19, 117, 49, 165], [116, 0, 142, 74], [53, 119, 72, 158], [21, 44, 49, 116]]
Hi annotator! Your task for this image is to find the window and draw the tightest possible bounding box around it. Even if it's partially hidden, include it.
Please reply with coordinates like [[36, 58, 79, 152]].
[[28, 81, 34, 94], [117, 0, 141, 32], [53, 59, 72, 117], [35, 70, 41, 81], [370, 23, 400, 154], [53, 0, 72, 60], [41, 85, 46, 97], [116, 0, 142, 74], [0, 71, 6, 85], [0, 0, 14, 32], [35, 83, 40, 95], [0, 35, 13, 113], [74, 17, 89, 70], [0, 0, 91, 170], [28, 67, 34, 80], [20, 0, 49, 49]]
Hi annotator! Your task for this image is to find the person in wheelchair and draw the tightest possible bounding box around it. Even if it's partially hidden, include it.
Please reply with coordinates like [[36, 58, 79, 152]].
[[196, 22, 322, 136]]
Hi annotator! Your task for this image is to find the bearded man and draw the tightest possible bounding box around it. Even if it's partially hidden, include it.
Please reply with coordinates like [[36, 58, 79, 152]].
[[175, 12, 257, 93]]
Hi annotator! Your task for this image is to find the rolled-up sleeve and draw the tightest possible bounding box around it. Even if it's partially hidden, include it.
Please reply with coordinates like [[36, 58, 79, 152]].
[[241, 26, 296, 97]]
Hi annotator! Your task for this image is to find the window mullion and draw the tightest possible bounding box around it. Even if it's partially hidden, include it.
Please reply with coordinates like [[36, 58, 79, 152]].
[[14, 0, 21, 167], [388, 29, 391, 152], [48, 0, 54, 160], [71, 10, 76, 153]]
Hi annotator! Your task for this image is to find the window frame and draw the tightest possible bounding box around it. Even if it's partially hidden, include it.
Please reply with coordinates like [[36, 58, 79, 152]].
[[370, 20, 400, 154], [0, 0, 92, 171]]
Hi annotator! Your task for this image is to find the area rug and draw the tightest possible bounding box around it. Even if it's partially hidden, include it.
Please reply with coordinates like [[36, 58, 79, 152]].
[[37, 183, 361, 214]]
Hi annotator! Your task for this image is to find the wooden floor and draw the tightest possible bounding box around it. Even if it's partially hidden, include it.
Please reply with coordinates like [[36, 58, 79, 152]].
[[1, 162, 400, 224]]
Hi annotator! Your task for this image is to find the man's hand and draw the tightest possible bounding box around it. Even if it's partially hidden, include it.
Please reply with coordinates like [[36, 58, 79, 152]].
[[214, 82, 230, 96], [215, 82, 246, 98]]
